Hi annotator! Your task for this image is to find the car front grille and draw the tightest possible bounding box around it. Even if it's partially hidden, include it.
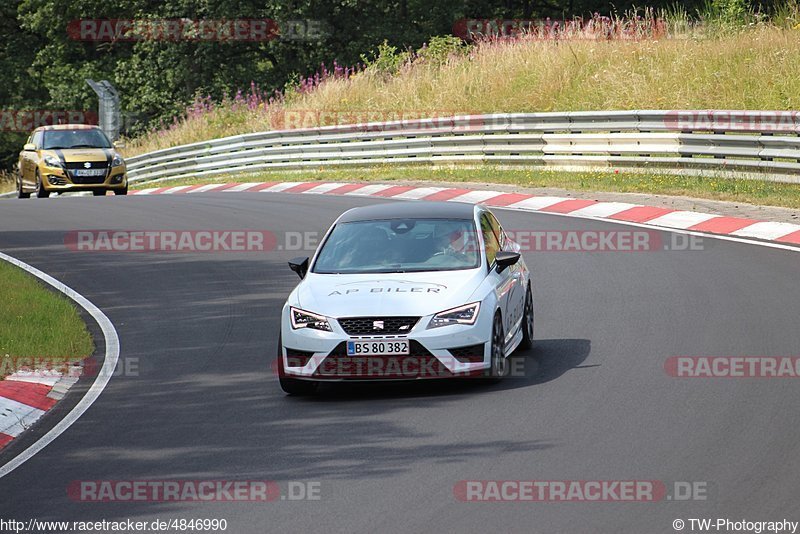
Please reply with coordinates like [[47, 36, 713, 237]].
[[313, 341, 452, 379], [337, 316, 420, 336], [65, 162, 109, 184]]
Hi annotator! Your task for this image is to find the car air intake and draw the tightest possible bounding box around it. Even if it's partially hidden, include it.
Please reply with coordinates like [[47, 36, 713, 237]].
[[285, 348, 314, 367], [448, 344, 486, 363]]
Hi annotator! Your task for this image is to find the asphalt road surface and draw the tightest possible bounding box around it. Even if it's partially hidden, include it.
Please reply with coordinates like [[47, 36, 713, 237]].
[[1, 192, 799, 533]]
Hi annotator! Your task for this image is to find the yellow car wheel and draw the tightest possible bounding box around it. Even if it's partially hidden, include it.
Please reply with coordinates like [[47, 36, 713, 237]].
[[35, 170, 50, 199]]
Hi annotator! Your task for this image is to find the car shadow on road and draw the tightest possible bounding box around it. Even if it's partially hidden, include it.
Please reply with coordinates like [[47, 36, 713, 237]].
[[297, 337, 592, 400]]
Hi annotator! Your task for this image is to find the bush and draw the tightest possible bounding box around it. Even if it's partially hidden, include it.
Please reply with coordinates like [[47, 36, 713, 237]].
[[361, 41, 411, 76], [416, 35, 470, 66]]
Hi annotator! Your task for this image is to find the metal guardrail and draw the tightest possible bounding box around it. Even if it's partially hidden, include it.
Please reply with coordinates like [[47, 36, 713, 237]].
[[121, 110, 800, 186]]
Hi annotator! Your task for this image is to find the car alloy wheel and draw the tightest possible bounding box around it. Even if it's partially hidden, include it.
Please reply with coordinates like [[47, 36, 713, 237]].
[[520, 284, 534, 350], [490, 313, 506, 378], [35, 171, 49, 198]]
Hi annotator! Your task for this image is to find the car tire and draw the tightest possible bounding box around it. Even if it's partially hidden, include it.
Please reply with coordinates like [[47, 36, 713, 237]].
[[92, 190, 106, 196], [34, 171, 49, 198], [486, 312, 506, 380], [277, 334, 318, 395], [17, 173, 30, 199], [518, 283, 534, 350], [114, 186, 128, 196]]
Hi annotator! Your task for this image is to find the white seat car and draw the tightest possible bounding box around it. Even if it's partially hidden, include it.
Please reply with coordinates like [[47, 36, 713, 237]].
[[277, 201, 534, 394]]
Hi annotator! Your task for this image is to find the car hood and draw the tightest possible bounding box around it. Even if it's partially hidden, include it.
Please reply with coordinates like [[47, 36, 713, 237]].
[[42, 148, 111, 162], [295, 269, 486, 317]]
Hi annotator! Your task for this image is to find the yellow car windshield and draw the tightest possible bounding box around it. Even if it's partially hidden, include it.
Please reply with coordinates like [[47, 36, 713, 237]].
[[42, 130, 113, 150]]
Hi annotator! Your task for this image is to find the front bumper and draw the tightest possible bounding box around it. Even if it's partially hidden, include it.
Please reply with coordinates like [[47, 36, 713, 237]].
[[38, 163, 127, 191], [280, 307, 493, 381]]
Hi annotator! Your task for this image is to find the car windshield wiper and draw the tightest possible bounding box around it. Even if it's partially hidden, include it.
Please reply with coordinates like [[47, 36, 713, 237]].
[[67, 144, 101, 149]]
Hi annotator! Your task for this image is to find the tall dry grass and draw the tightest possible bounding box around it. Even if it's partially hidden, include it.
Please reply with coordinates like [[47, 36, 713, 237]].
[[126, 26, 800, 157], [0, 170, 15, 194]]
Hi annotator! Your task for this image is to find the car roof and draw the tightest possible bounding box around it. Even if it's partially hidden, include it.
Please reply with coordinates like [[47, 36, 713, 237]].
[[337, 201, 478, 223], [34, 124, 101, 132]]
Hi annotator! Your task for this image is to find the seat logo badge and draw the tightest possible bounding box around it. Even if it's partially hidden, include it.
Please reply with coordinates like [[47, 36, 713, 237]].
[[83, 162, 91, 168], [373, 321, 384, 330]]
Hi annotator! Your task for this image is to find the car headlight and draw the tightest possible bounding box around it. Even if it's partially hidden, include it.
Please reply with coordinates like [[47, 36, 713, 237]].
[[43, 155, 63, 168], [111, 154, 124, 167], [427, 302, 481, 329], [290, 307, 332, 331]]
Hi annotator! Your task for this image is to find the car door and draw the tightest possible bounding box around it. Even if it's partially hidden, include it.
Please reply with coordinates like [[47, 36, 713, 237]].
[[480, 212, 518, 346], [488, 211, 524, 340], [19, 134, 34, 185], [21, 131, 43, 187], [30, 131, 44, 185]]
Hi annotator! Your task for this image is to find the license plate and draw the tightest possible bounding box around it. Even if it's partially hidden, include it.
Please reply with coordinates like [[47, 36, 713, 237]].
[[347, 339, 410, 356], [73, 169, 106, 177]]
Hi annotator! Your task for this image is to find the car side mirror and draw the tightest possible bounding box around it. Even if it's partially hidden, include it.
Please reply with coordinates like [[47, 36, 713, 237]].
[[495, 251, 520, 273], [288, 257, 309, 279], [113, 140, 126, 149], [23, 143, 36, 152]]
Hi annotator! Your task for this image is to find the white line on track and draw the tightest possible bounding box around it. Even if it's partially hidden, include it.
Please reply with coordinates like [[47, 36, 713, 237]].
[[0, 252, 120, 480]]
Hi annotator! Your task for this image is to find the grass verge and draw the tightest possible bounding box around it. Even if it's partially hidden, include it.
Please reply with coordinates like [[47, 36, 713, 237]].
[[0, 260, 94, 379], [131, 166, 800, 210], [0, 171, 15, 195]]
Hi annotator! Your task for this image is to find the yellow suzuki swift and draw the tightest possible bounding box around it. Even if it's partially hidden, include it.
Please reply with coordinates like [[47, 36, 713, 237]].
[[17, 124, 127, 198]]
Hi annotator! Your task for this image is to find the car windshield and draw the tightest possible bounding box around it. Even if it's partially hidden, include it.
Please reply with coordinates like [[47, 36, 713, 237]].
[[42, 129, 112, 150], [312, 218, 481, 274]]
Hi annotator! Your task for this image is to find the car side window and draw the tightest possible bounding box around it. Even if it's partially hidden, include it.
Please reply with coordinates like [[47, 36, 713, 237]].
[[488, 212, 506, 250], [480, 213, 500, 268], [32, 131, 43, 149]]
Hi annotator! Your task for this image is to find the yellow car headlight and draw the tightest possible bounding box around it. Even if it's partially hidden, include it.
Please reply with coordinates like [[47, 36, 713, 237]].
[[42, 155, 63, 168]]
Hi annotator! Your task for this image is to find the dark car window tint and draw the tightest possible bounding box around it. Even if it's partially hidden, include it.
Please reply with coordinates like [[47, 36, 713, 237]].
[[42, 129, 112, 150], [480, 213, 500, 266], [313, 218, 480, 274]]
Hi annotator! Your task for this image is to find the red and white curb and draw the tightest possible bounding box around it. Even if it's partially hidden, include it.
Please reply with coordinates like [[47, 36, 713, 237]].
[[0, 251, 119, 480], [0, 367, 81, 450], [133, 182, 800, 246]]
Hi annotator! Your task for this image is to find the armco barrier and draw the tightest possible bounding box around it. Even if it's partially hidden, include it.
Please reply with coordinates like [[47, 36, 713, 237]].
[[110, 111, 800, 186]]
